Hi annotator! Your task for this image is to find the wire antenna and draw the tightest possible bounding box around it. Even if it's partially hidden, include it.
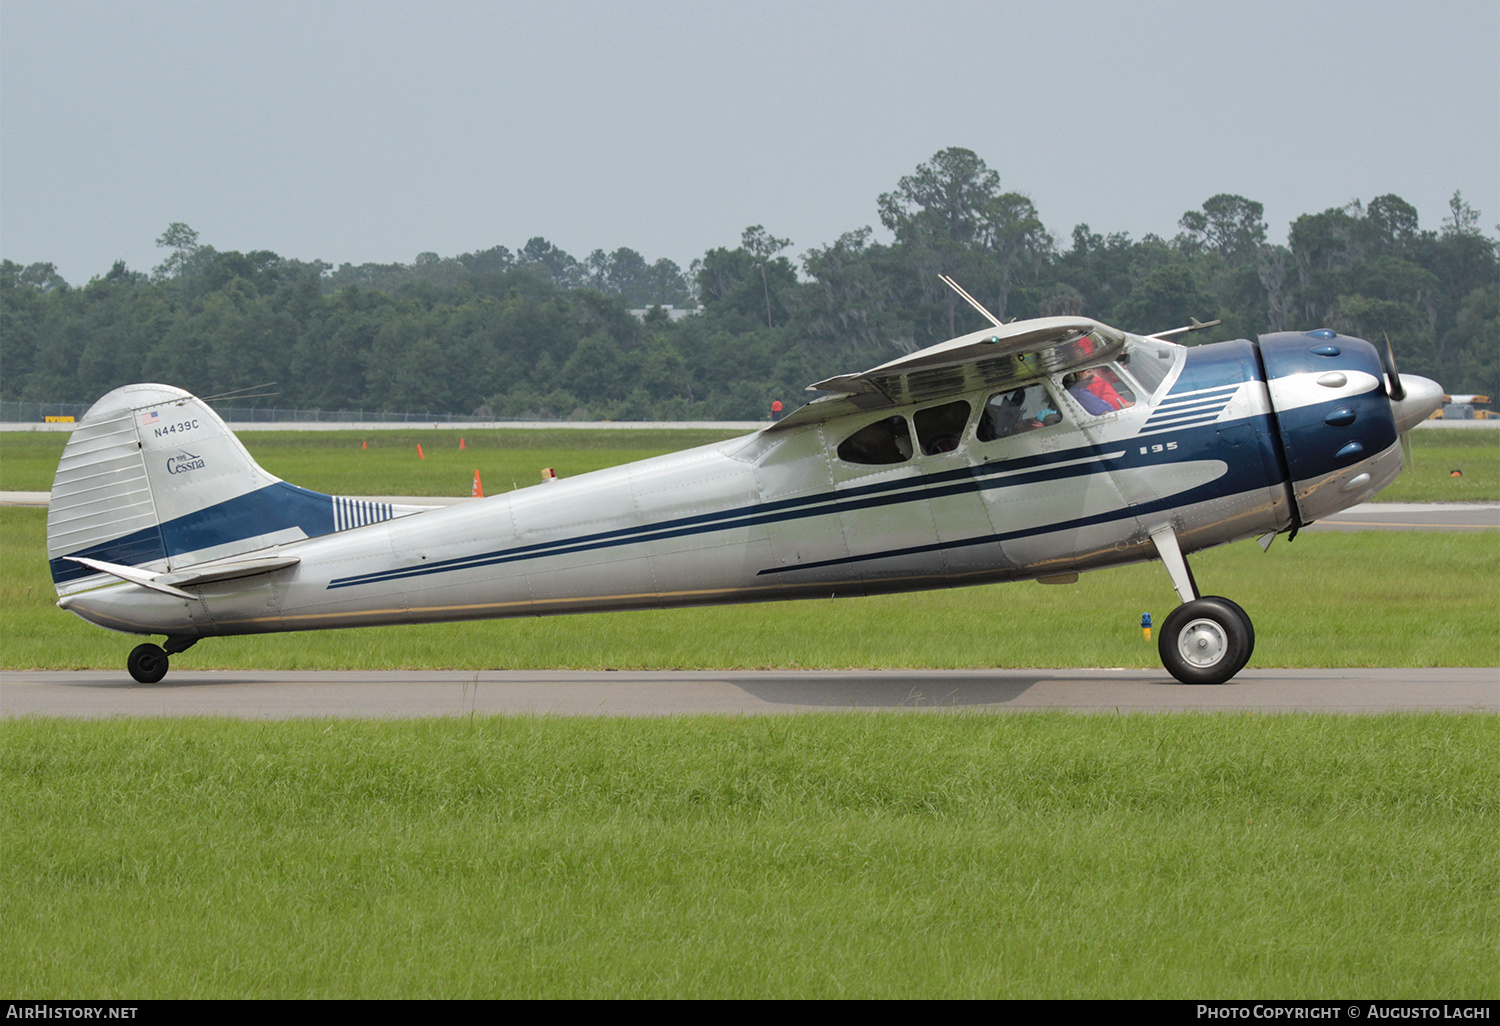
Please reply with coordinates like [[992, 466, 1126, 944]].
[[201, 382, 281, 403]]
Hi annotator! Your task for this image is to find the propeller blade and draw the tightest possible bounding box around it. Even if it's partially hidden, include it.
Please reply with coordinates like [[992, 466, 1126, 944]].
[[1382, 333, 1406, 402], [1401, 431, 1415, 473]]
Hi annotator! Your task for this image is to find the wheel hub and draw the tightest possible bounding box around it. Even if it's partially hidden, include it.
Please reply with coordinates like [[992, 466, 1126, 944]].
[[1177, 618, 1228, 668]]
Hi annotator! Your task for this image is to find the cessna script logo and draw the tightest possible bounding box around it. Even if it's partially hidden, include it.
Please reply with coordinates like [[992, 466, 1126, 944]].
[[165, 450, 207, 475]]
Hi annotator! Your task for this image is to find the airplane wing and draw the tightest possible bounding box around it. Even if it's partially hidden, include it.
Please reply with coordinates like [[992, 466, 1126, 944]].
[[776, 316, 1128, 428]]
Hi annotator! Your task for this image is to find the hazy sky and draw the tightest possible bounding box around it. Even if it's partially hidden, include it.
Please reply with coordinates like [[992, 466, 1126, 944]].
[[3, 0, 1497, 285]]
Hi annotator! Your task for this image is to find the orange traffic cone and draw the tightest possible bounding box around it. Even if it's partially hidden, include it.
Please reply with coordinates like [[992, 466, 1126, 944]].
[[417, 444, 425, 460], [472, 470, 484, 498], [361, 440, 367, 450], [460, 438, 466, 450]]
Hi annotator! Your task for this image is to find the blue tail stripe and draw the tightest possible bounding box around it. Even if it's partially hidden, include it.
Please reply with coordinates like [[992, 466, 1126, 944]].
[[50, 481, 339, 586], [49, 526, 169, 585]]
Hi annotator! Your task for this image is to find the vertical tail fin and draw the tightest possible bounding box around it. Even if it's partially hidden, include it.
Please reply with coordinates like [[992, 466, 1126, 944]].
[[47, 384, 425, 595]]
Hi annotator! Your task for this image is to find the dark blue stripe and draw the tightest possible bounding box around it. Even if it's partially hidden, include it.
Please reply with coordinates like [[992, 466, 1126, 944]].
[[159, 481, 336, 555], [757, 451, 1273, 577], [757, 505, 1140, 576], [325, 440, 1125, 589], [326, 448, 1128, 590], [330, 409, 1285, 591]]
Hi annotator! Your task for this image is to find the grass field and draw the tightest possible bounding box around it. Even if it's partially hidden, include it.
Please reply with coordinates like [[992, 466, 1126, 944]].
[[1, 426, 1495, 501], [4, 713, 1495, 998]]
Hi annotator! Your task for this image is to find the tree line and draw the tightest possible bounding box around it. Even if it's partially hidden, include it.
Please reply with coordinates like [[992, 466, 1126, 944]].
[[3, 147, 1495, 420]]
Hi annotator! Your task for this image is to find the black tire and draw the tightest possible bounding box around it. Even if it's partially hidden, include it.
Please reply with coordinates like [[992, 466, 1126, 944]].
[[1213, 596, 1255, 664], [127, 643, 169, 684], [1158, 596, 1253, 685]]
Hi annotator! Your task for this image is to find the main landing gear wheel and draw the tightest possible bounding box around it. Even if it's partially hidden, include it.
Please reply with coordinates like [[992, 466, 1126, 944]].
[[127, 643, 169, 684], [1159, 596, 1254, 685]]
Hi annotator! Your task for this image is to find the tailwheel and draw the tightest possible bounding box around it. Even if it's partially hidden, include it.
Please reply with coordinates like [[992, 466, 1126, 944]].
[[127, 643, 169, 684], [1158, 596, 1254, 685]]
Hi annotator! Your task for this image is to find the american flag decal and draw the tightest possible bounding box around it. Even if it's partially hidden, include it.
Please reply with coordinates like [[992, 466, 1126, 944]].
[[141, 411, 159, 425]]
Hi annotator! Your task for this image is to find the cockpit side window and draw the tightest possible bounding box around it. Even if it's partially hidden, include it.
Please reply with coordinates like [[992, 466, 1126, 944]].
[[913, 400, 971, 455], [1062, 364, 1136, 417], [836, 415, 913, 465], [976, 384, 1065, 442]]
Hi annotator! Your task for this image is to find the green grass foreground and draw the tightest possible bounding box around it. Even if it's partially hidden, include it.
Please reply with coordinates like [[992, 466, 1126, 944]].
[[4, 506, 1497, 669], [3, 714, 1495, 998], [1, 426, 1495, 501]]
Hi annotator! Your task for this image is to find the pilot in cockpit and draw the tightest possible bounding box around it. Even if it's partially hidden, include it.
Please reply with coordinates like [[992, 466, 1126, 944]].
[[979, 385, 1061, 441], [987, 389, 1028, 437]]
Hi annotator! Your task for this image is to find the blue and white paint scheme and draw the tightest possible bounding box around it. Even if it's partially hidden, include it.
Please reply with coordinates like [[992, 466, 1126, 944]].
[[48, 306, 1443, 685]]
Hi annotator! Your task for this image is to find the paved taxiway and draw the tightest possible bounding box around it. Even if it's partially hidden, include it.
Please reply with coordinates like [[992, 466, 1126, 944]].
[[3, 668, 1495, 718], [1300, 502, 1499, 531]]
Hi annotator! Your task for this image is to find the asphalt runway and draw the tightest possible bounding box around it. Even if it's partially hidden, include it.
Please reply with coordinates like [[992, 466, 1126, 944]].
[[1300, 502, 1499, 531], [3, 667, 1495, 718]]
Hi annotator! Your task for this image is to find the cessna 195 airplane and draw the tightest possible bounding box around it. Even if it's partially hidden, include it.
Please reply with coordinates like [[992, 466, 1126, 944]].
[[47, 279, 1443, 685]]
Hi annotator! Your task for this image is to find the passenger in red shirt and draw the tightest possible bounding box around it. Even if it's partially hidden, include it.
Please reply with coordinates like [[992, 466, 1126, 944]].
[[1086, 367, 1131, 411]]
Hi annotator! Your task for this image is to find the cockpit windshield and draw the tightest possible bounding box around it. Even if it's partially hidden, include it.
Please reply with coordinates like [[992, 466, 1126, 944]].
[[1117, 336, 1178, 398]]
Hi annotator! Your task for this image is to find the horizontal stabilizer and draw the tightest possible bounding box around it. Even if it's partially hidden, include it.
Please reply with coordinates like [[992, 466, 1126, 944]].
[[66, 553, 301, 598], [161, 554, 302, 587], [64, 557, 196, 599]]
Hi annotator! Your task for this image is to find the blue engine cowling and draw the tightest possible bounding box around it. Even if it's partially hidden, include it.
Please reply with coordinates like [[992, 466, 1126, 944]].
[[1258, 330, 1403, 526]]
